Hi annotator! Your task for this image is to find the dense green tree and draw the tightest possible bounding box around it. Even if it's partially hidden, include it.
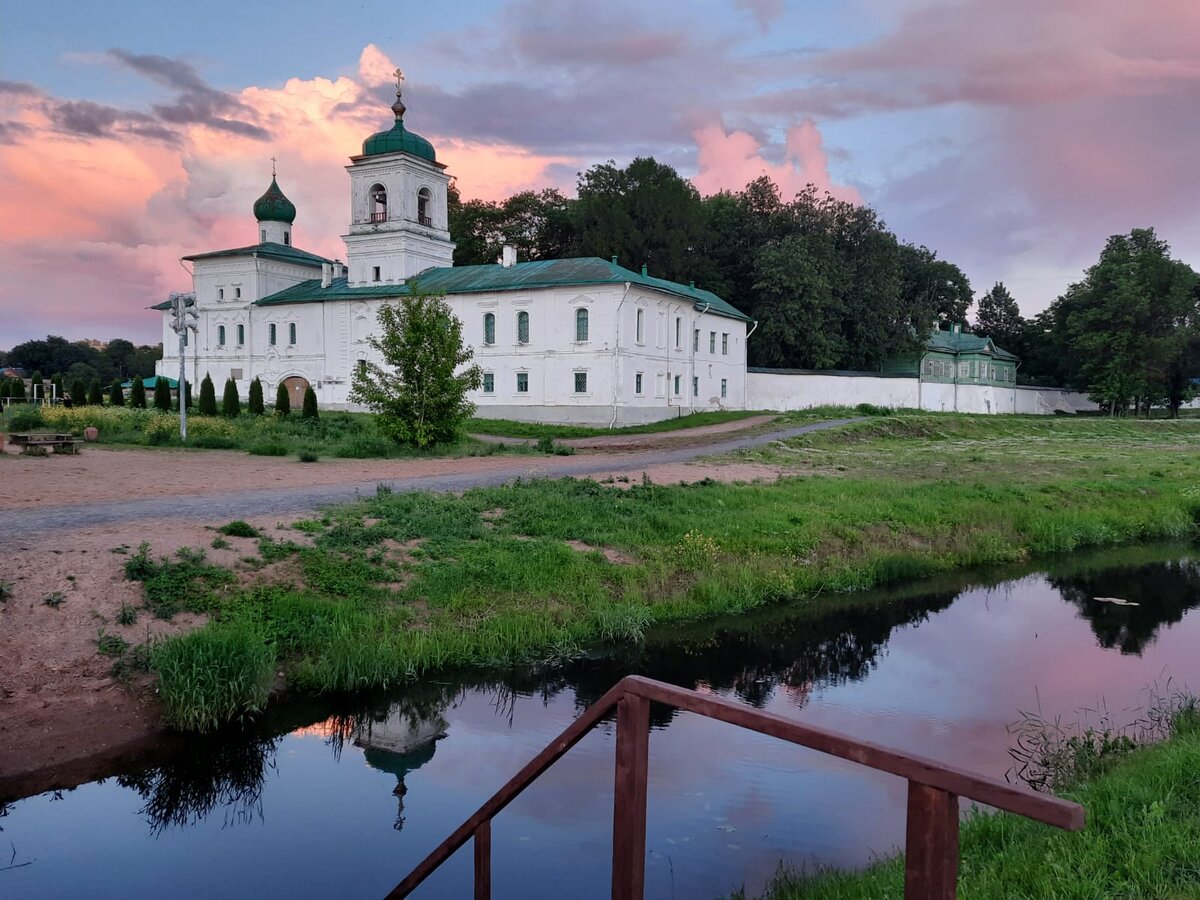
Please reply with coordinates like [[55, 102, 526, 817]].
[[50, 374, 64, 402], [181, 379, 193, 411], [301, 385, 318, 419], [129, 377, 147, 409], [198, 374, 217, 416], [274, 382, 290, 417], [248, 377, 264, 415], [974, 283, 1025, 352], [109, 378, 125, 407], [0, 379, 9, 401], [350, 292, 481, 447], [153, 376, 171, 412], [898, 244, 973, 327], [449, 188, 576, 266], [69, 377, 87, 407], [221, 378, 241, 417], [29, 371, 43, 402], [5, 336, 159, 382], [88, 378, 103, 406]]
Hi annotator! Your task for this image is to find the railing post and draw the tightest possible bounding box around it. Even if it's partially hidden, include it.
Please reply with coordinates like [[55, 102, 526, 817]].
[[904, 781, 959, 900], [474, 820, 491, 900], [612, 691, 650, 900]]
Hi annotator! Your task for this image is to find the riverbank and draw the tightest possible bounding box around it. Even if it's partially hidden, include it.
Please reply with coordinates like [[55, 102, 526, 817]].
[[140, 414, 1200, 730], [741, 704, 1200, 899]]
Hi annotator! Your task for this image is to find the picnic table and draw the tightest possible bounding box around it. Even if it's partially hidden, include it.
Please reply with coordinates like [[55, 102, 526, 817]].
[[7, 432, 82, 455]]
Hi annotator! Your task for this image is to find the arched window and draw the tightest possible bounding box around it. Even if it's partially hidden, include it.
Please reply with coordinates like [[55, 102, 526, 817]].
[[417, 187, 432, 226], [369, 183, 388, 223], [575, 308, 589, 342], [289, 322, 297, 345], [237, 324, 245, 346], [483, 312, 495, 345], [517, 311, 529, 344], [217, 325, 226, 346]]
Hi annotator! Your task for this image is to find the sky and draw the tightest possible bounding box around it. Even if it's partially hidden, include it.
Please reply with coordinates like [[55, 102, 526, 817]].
[[2, 0, 1199, 348]]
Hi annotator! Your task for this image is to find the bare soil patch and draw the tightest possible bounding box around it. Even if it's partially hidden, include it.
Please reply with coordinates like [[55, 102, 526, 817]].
[[565, 539, 638, 565], [589, 461, 783, 488]]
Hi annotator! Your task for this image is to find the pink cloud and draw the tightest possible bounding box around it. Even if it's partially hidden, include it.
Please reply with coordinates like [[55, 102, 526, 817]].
[[691, 119, 861, 204]]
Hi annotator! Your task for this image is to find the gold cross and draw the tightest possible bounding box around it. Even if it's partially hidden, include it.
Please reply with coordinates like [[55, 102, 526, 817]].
[[271, 155, 277, 177], [393, 67, 405, 94]]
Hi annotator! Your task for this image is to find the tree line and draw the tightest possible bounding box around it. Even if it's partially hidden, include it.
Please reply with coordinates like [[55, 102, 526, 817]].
[[1, 335, 160, 384]]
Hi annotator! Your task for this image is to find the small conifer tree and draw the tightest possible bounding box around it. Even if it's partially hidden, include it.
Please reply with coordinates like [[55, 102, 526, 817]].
[[248, 377, 264, 415], [88, 378, 103, 406], [302, 385, 318, 419], [198, 374, 218, 416], [110, 378, 125, 407], [69, 377, 87, 407], [0, 379, 10, 400], [51, 374, 65, 402], [153, 376, 171, 411], [129, 377, 147, 408], [221, 378, 241, 417], [30, 371, 43, 402], [274, 382, 291, 416], [9, 378, 25, 402], [183, 379, 193, 410]]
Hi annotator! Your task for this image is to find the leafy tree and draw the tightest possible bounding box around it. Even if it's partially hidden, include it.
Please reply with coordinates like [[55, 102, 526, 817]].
[[301, 385, 318, 419], [898, 244, 973, 327], [69, 377, 87, 407], [274, 382, 290, 417], [88, 378, 103, 406], [248, 377, 264, 415], [350, 291, 482, 447], [974, 283, 1025, 352], [198, 374, 217, 416], [449, 188, 576, 266], [129, 377, 147, 409], [153, 376, 171, 412], [110, 378, 125, 407], [221, 378, 241, 418]]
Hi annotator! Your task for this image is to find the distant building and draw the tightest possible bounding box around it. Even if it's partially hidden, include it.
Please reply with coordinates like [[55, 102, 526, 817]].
[[882, 322, 1019, 387], [80, 339, 108, 351]]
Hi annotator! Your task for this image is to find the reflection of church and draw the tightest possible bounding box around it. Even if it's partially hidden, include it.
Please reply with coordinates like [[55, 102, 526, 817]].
[[354, 707, 448, 832], [156, 69, 752, 425]]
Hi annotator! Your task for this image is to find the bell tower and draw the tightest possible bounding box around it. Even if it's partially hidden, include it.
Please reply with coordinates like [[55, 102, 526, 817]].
[[343, 68, 455, 286]]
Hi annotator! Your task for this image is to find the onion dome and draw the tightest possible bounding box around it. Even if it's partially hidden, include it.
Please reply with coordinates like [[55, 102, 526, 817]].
[[362, 79, 436, 162], [252, 176, 297, 224]]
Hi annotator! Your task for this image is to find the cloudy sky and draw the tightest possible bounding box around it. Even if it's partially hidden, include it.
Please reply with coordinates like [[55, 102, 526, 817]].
[[3, 0, 1198, 347]]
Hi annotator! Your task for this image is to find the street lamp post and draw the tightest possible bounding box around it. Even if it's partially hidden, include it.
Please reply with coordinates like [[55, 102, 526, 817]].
[[169, 291, 198, 441]]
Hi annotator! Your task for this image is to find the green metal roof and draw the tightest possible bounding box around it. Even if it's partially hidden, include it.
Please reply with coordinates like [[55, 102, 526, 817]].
[[252, 177, 297, 224], [256, 257, 752, 322], [926, 329, 1018, 361], [181, 241, 332, 268], [122, 375, 177, 389]]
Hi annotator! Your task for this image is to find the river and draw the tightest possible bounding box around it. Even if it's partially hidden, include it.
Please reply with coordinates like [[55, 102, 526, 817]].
[[2, 544, 1198, 898]]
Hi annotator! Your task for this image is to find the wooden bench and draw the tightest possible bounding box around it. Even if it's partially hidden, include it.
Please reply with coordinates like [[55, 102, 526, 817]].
[[7, 433, 82, 456]]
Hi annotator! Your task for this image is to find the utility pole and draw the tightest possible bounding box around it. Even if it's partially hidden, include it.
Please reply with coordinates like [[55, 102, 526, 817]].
[[169, 291, 198, 441]]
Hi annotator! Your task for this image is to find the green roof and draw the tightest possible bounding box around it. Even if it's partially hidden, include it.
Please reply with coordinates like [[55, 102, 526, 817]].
[[256, 257, 752, 322], [926, 329, 1018, 361], [361, 119, 437, 162], [122, 375, 177, 389], [252, 177, 297, 224], [181, 241, 332, 268]]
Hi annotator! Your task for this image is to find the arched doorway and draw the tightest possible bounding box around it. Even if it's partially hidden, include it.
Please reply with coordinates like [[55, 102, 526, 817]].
[[282, 376, 310, 410]]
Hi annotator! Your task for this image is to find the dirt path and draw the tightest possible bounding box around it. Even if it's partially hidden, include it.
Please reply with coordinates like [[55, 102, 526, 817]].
[[0, 418, 860, 794]]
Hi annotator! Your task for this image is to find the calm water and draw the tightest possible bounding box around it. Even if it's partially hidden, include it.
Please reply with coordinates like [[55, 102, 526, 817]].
[[3, 546, 1199, 899]]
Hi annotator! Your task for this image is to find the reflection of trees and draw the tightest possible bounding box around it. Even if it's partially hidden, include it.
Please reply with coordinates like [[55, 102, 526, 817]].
[[1050, 559, 1200, 654]]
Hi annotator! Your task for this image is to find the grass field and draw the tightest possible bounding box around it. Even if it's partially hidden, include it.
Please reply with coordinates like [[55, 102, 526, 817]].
[[116, 413, 1200, 731], [468, 409, 771, 440]]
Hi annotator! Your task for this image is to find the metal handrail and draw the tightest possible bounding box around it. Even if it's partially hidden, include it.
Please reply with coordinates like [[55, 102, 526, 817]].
[[387, 675, 1085, 899]]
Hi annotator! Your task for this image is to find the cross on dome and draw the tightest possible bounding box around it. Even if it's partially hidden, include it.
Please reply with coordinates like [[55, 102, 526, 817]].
[[393, 67, 405, 95]]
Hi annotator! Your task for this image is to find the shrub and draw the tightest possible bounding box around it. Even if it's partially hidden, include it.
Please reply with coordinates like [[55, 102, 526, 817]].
[[0, 379, 9, 400], [298, 451, 319, 463], [218, 520, 260, 538], [88, 378, 104, 406], [221, 378, 241, 418], [302, 385, 318, 420], [10, 377, 26, 402], [198, 374, 217, 416], [181, 378, 193, 411], [7, 404, 44, 430], [855, 403, 892, 417], [274, 382, 290, 417], [109, 378, 125, 407], [248, 440, 289, 456], [248, 377, 264, 415], [153, 377, 171, 412], [70, 377, 87, 407], [333, 435, 391, 458], [50, 374, 64, 402], [30, 371, 43, 401], [129, 377, 147, 409]]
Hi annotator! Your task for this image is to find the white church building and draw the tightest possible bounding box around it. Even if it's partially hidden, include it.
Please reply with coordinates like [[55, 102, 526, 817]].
[[156, 76, 753, 425]]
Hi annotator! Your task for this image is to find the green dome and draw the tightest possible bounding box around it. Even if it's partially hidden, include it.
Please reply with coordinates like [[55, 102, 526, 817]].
[[253, 177, 296, 224], [362, 118, 437, 162]]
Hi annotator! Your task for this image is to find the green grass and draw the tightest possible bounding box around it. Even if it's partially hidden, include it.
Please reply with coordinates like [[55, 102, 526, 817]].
[[123, 542, 236, 618], [140, 414, 1200, 731], [469, 409, 770, 440], [741, 707, 1200, 900]]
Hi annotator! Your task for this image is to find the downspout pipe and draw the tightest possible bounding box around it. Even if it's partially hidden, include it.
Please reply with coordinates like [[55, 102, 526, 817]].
[[689, 303, 711, 417], [609, 282, 632, 429], [743, 319, 758, 410]]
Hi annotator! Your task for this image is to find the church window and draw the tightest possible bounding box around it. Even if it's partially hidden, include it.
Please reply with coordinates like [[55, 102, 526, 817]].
[[517, 311, 529, 344], [722, 333, 729, 355], [692, 376, 699, 397], [234, 287, 241, 299], [372, 266, 381, 282], [483, 313, 495, 345], [289, 323, 297, 345], [675, 317, 681, 348], [357, 359, 367, 375], [218, 288, 224, 300], [237, 324, 245, 346], [417, 188, 432, 227], [516, 372, 528, 393], [482, 372, 494, 393], [217, 325, 226, 346], [369, 183, 388, 223], [574, 372, 587, 393], [709, 331, 716, 353], [261, 229, 266, 242], [635, 373, 643, 394], [269, 324, 277, 346], [673, 375, 681, 395], [721, 378, 727, 399], [283, 232, 290, 246], [636, 309, 644, 343], [575, 308, 589, 342], [693, 328, 700, 352]]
